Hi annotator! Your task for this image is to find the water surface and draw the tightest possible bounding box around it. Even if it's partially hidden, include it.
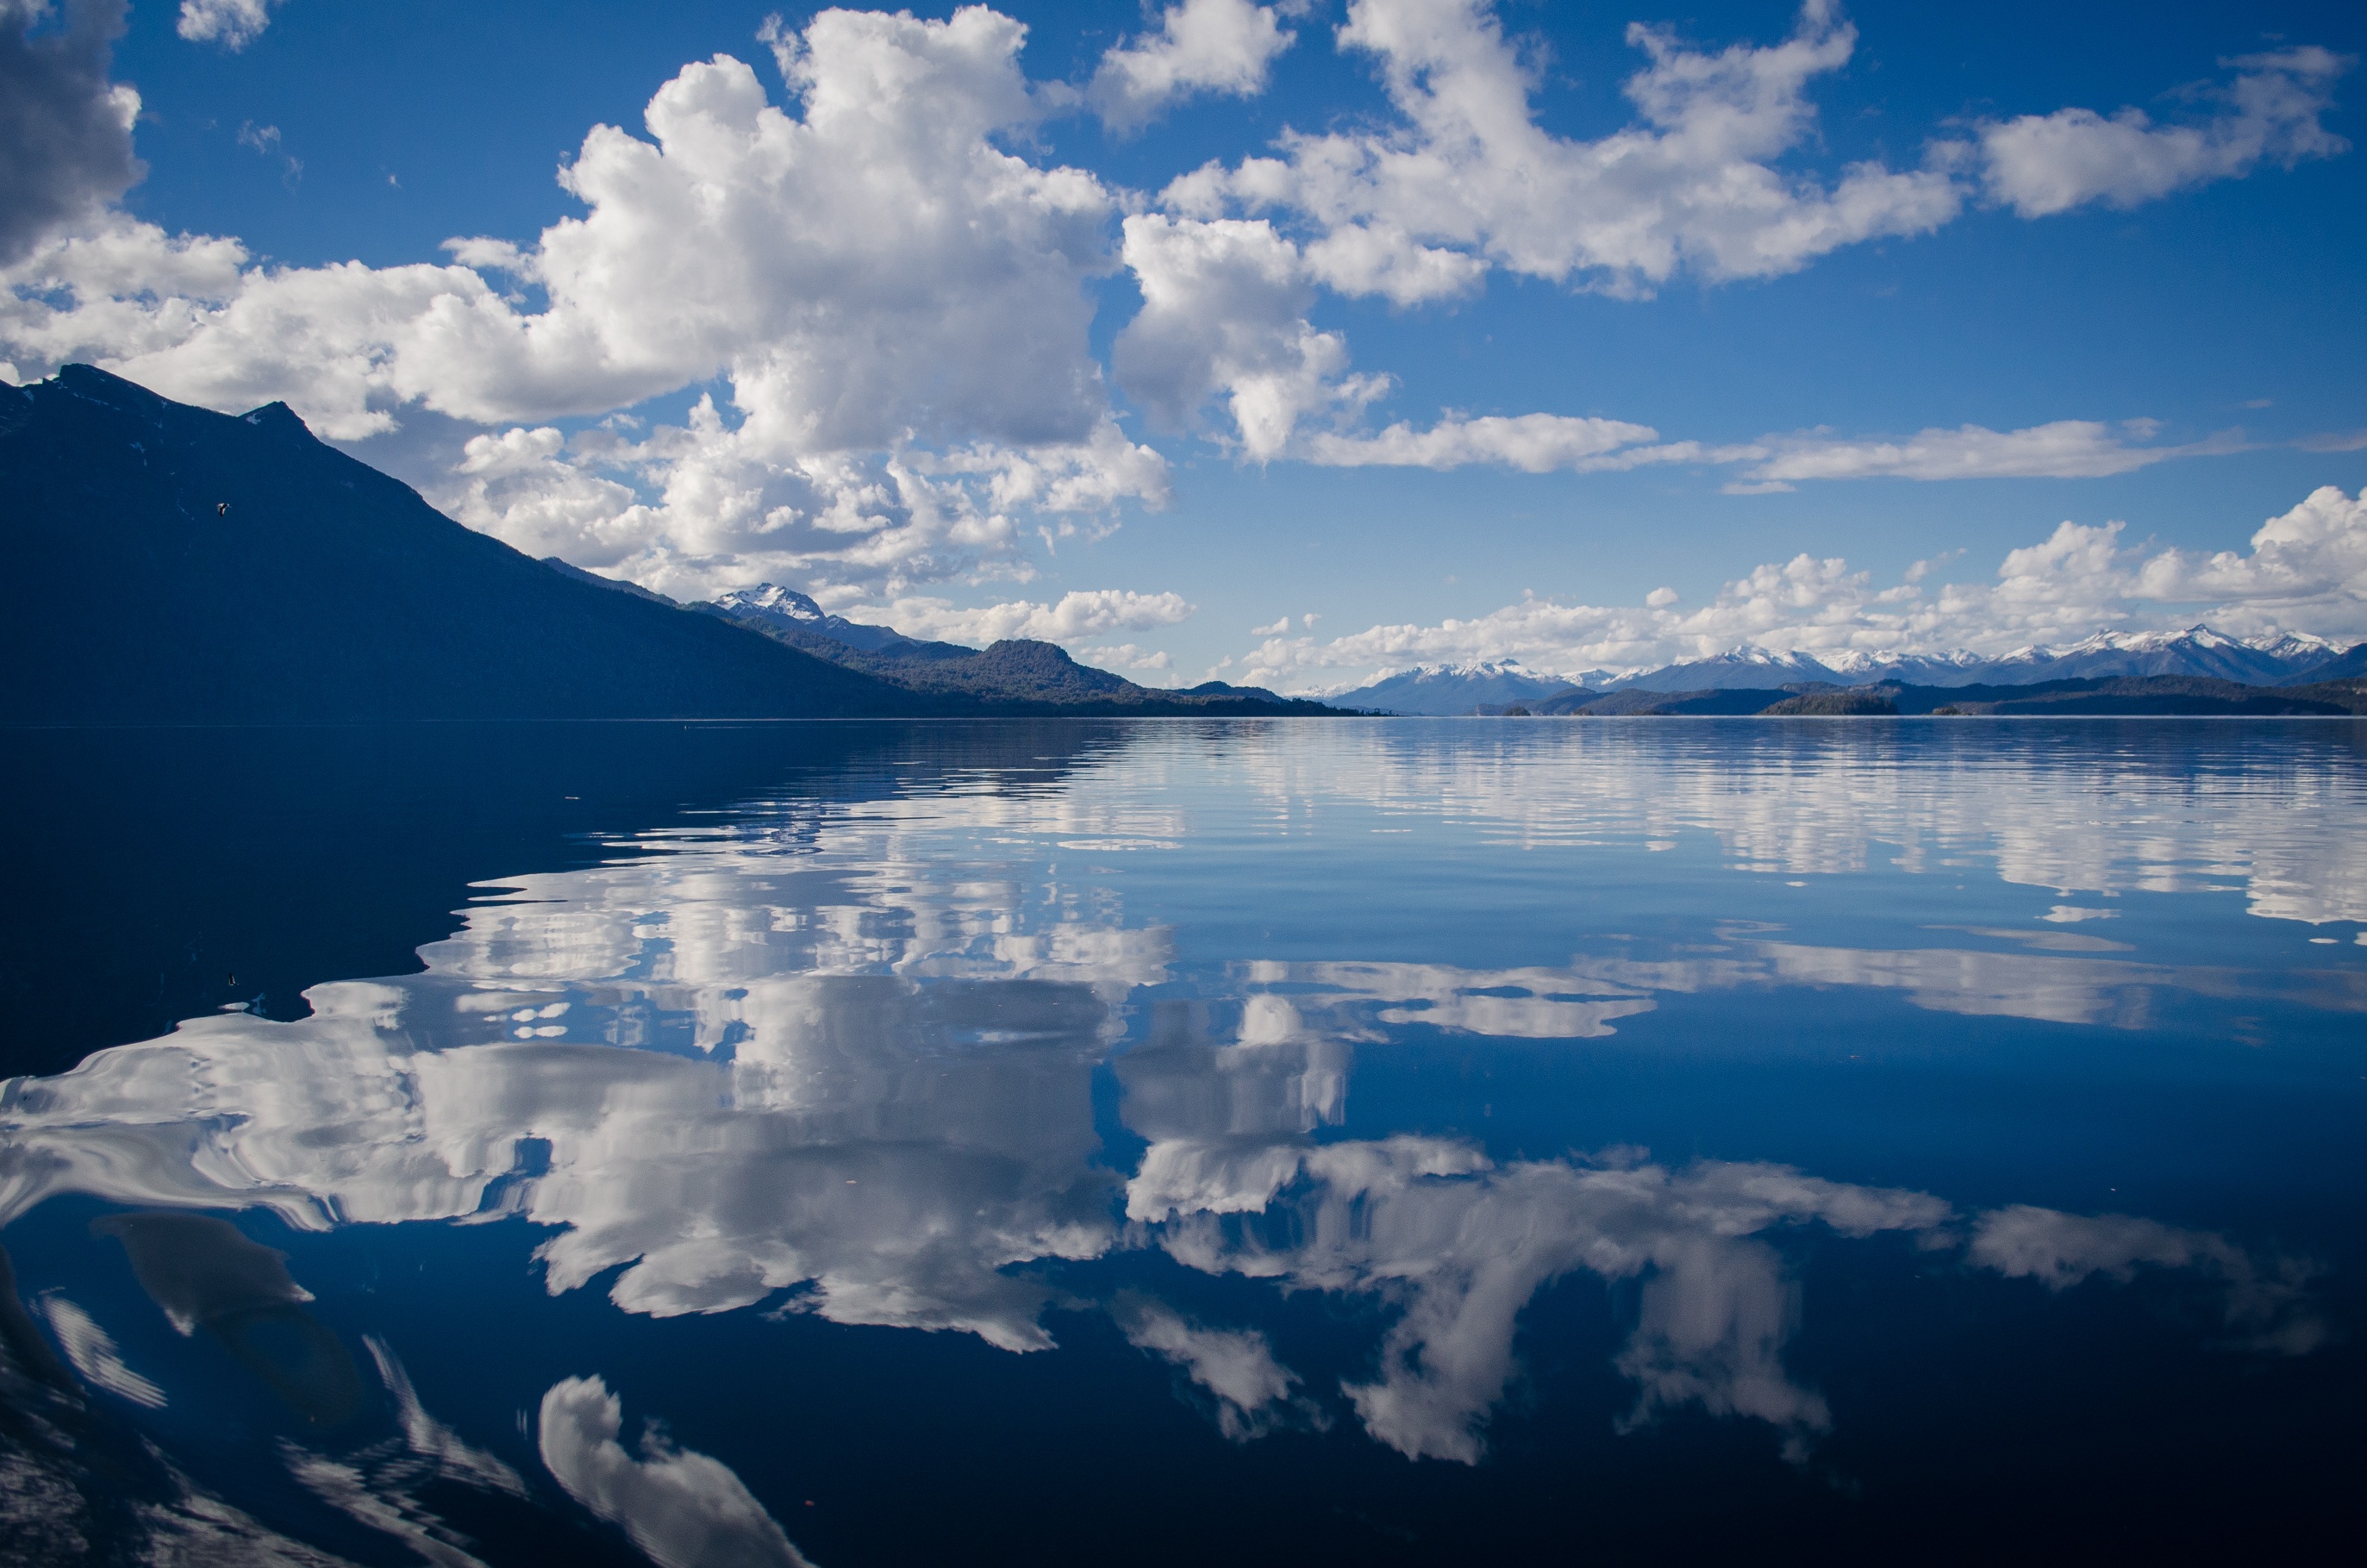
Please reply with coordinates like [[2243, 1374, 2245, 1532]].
[[3, 719, 2362, 1564]]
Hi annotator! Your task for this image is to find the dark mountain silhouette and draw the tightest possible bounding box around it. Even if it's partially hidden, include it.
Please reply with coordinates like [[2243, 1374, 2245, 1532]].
[[0, 366, 1327, 722], [703, 599, 1333, 712], [1534, 687, 1786, 715], [0, 365, 928, 722]]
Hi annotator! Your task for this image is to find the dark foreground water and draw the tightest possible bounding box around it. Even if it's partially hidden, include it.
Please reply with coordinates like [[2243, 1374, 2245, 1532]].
[[3, 718, 2363, 1565]]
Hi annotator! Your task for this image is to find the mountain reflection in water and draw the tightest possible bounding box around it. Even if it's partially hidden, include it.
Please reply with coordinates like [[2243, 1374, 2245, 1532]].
[[2, 719, 2361, 1565]]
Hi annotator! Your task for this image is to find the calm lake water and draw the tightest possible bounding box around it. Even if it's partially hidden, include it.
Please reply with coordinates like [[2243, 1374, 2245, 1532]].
[[3, 718, 2363, 1565]]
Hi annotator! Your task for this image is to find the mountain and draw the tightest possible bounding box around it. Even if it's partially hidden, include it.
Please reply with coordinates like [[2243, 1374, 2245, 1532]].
[[1520, 676, 2364, 717], [541, 556, 683, 608], [1599, 628, 2345, 694], [1607, 648, 1844, 691], [1817, 647, 1995, 685], [709, 583, 943, 654], [0, 366, 1324, 722], [1539, 686, 1793, 715], [703, 592, 1335, 712], [2279, 642, 2367, 684], [0, 366, 936, 722], [1329, 661, 1581, 715], [1966, 626, 2340, 685]]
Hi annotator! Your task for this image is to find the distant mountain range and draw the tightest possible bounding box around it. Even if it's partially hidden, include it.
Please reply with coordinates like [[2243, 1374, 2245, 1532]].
[[1521, 675, 2366, 718], [0, 366, 1324, 722], [1333, 627, 2364, 713]]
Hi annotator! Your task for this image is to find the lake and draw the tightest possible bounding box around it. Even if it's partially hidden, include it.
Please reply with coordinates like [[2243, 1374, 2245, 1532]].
[[3, 718, 2362, 1565]]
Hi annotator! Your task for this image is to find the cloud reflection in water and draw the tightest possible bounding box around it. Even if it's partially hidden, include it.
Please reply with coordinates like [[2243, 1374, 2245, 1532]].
[[0, 719, 2351, 1554]]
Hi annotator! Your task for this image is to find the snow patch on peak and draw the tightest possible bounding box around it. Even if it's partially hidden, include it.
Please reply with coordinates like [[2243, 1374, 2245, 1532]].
[[715, 584, 828, 623]]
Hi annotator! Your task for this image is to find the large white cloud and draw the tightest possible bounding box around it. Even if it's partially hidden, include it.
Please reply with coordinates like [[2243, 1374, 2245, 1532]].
[[1089, 0, 1299, 131], [1114, 212, 1383, 459], [1162, 0, 1961, 303], [1978, 47, 2352, 218], [0, 9, 1171, 601], [1133, 3, 2347, 460], [1231, 484, 2367, 687]]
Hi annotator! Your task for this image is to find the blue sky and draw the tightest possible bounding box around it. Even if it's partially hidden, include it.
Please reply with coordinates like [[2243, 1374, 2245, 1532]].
[[6, 0, 2364, 687]]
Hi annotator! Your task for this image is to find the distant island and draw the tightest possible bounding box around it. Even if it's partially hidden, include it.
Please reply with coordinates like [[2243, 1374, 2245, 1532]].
[[0, 367, 1330, 723]]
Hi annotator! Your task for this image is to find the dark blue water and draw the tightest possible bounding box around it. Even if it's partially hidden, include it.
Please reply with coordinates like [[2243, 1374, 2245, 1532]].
[[3, 719, 2362, 1565]]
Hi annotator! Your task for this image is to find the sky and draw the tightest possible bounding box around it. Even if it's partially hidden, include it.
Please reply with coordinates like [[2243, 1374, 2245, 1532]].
[[4, 0, 2364, 690]]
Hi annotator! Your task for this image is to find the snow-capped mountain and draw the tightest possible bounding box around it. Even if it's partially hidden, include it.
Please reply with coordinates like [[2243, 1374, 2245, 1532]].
[[2283, 641, 2367, 684], [1612, 627, 2349, 691], [1332, 660, 1584, 715], [1607, 647, 1843, 692], [1968, 626, 2341, 686], [709, 584, 915, 653], [1816, 647, 1995, 685]]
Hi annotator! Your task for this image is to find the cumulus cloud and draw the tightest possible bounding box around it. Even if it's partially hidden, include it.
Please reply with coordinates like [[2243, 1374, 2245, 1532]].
[[177, 0, 279, 51], [1090, 0, 1298, 131], [1978, 47, 2352, 218], [1162, 0, 1961, 303], [539, 1377, 812, 1568], [436, 397, 1171, 603], [1115, 212, 1384, 459], [1231, 484, 2367, 688], [1078, 642, 1176, 676], [1, 9, 1170, 597], [871, 588, 1195, 646], [0, 0, 141, 265]]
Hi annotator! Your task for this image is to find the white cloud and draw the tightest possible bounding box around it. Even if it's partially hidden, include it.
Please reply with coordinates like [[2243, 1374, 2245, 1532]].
[[1090, 0, 1297, 131], [437, 397, 1171, 603], [0, 0, 142, 265], [539, 1377, 812, 1568], [1978, 47, 2352, 218], [1, 10, 1169, 597], [1163, 0, 1962, 303], [177, 0, 279, 52], [1742, 418, 2235, 484], [1293, 411, 2222, 483], [1305, 411, 1660, 472], [1079, 642, 1176, 676], [871, 587, 1196, 647], [1115, 212, 1384, 459], [1233, 484, 2367, 688]]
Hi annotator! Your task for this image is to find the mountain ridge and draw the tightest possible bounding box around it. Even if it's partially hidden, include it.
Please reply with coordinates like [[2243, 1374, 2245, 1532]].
[[0, 366, 1327, 722], [1331, 625, 2362, 710]]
